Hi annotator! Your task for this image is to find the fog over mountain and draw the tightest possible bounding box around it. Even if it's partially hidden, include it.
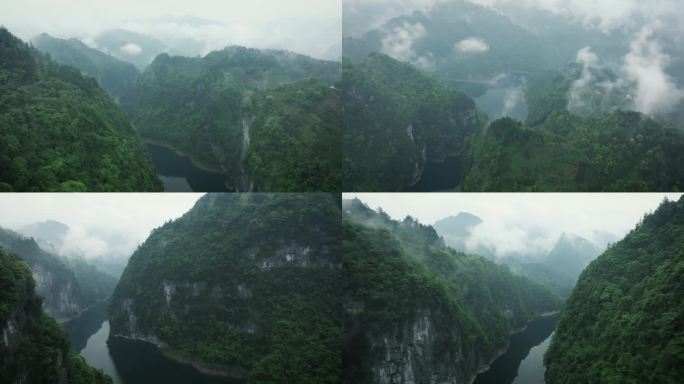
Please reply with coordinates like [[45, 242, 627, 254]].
[[344, 0, 684, 116], [0, 194, 201, 264], [345, 193, 682, 258], [1, 0, 341, 61]]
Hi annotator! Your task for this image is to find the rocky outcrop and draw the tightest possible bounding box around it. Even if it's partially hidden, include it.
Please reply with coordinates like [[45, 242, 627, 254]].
[[31, 264, 82, 321], [366, 308, 470, 384], [109, 194, 343, 381]]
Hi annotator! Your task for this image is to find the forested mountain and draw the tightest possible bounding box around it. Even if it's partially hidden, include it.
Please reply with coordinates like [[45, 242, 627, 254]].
[[0, 227, 117, 321], [463, 112, 684, 191], [17, 219, 70, 253], [0, 28, 162, 192], [342, 199, 561, 383], [135, 47, 341, 191], [545, 196, 684, 383], [500, 258, 576, 299], [543, 233, 602, 281], [431, 212, 584, 298], [432, 212, 482, 252], [525, 64, 631, 127], [341, 0, 684, 192], [342, 54, 486, 191], [93, 29, 169, 70], [343, 0, 626, 82], [32, 33, 141, 119], [0, 249, 112, 384], [109, 193, 343, 383]]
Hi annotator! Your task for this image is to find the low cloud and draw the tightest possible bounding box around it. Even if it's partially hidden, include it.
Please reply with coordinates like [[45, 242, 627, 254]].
[[381, 22, 434, 69], [567, 46, 601, 111], [623, 26, 684, 115], [502, 87, 524, 116], [119, 42, 142, 55], [455, 37, 490, 53]]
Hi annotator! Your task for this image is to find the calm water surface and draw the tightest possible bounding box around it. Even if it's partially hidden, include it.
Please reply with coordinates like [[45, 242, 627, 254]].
[[63, 302, 241, 384], [404, 156, 463, 192], [145, 143, 231, 192], [473, 313, 559, 384]]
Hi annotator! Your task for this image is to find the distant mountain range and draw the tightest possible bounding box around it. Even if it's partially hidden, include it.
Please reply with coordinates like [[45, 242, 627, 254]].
[[433, 211, 607, 297]]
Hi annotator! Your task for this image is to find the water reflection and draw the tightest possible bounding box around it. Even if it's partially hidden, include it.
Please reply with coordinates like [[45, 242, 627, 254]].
[[63, 303, 242, 384], [403, 156, 463, 192], [473, 313, 559, 384], [145, 143, 231, 192]]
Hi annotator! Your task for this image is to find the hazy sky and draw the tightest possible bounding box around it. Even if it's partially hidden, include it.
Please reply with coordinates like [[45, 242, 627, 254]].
[[0, 0, 341, 60], [345, 193, 683, 257], [344, 0, 684, 35], [0, 193, 201, 260]]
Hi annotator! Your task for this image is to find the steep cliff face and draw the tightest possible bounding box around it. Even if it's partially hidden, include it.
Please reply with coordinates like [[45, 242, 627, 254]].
[[109, 193, 343, 383], [135, 47, 341, 191], [0, 249, 112, 384], [0, 227, 116, 322], [545, 196, 684, 383], [342, 199, 561, 384], [342, 54, 486, 191]]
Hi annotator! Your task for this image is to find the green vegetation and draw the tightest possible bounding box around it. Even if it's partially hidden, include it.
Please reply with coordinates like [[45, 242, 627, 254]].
[[135, 47, 341, 191], [0, 226, 117, 320], [545, 196, 684, 383], [109, 193, 343, 383], [0, 249, 112, 384], [32, 33, 141, 119], [463, 111, 684, 191], [0, 28, 161, 192], [342, 53, 486, 191], [525, 64, 631, 127], [342, 199, 561, 382], [245, 80, 341, 191]]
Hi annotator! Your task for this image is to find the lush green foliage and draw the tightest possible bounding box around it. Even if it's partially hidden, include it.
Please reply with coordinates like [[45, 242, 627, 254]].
[[545, 196, 684, 383], [0, 249, 112, 384], [501, 258, 576, 299], [342, 199, 562, 382], [0, 226, 117, 319], [110, 194, 343, 383], [32, 33, 141, 119], [135, 47, 341, 191], [525, 64, 631, 127], [463, 111, 684, 191], [342, 53, 485, 191], [245, 80, 341, 191], [0, 28, 161, 192]]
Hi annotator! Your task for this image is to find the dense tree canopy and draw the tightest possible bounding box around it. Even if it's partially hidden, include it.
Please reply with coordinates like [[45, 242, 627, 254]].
[[342, 53, 486, 191], [32, 33, 141, 119], [0, 249, 112, 384], [0, 226, 117, 320], [463, 111, 684, 191], [109, 193, 343, 383], [545, 196, 684, 383], [135, 47, 341, 191], [342, 199, 561, 382], [0, 28, 161, 192]]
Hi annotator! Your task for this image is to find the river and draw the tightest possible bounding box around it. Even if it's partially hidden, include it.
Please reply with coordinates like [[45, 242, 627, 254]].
[[144, 143, 231, 192], [473, 313, 559, 384], [403, 156, 463, 192], [62, 301, 242, 384]]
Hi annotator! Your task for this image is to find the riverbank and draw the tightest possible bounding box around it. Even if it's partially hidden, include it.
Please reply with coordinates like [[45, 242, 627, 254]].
[[58, 299, 109, 324], [468, 310, 561, 384], [142, 138, 227, 175], [111, 334, 246, 380], [161, 347, 247, 380]]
